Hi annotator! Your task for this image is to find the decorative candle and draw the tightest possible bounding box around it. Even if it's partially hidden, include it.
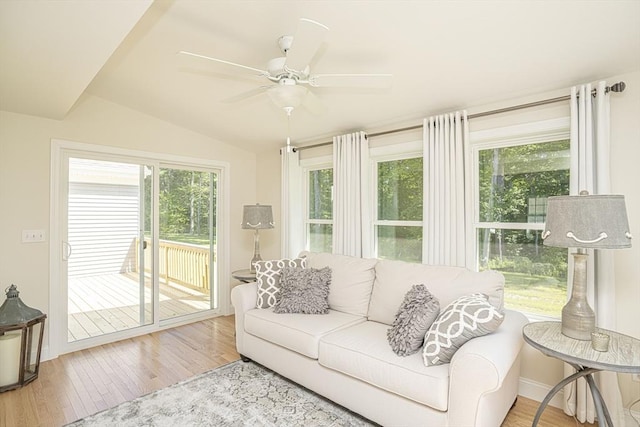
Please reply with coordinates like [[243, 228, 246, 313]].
[[0, 333, 21, 387]]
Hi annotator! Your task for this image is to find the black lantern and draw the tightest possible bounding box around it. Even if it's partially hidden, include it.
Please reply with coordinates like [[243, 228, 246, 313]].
[[0, 284, 46, 392]]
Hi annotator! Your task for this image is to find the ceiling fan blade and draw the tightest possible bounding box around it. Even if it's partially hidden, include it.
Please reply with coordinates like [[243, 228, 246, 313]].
[[178, 51, 268, 76], [302, 90, 327, 115], [308, 73, 393, 88], [221, 86, 271, 104], [284, 18, 329, 73]]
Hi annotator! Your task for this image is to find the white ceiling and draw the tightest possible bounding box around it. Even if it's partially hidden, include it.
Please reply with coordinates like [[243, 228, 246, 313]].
[[1, 1, 639, 152], [0, 0, 152, 119]]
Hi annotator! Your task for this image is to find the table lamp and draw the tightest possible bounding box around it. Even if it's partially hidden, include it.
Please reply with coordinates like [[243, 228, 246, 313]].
[[242, 204, 274, 273], [542, 191, 632, 340]]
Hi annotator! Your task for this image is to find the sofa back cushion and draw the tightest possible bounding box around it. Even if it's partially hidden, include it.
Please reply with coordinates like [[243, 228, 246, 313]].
[[301, 252, 377, 317], [368, 259, 504, 325]]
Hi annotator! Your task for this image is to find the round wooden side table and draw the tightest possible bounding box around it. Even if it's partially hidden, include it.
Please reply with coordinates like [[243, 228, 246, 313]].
[[523, 321, 640, 427]]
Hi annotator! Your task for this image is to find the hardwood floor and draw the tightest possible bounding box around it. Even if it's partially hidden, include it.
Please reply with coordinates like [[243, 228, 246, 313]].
[[0, 315, 591, 427]]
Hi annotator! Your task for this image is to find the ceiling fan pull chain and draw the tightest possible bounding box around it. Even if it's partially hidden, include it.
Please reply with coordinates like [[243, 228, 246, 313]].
[[286, 107, 293, 148]]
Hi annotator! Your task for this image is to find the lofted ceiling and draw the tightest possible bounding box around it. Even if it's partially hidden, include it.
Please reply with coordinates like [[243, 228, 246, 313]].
[[1, 1, 639, 152]]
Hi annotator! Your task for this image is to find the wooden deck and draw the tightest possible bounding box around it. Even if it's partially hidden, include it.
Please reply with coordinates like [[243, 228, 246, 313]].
[[68, 273, 211, 342]]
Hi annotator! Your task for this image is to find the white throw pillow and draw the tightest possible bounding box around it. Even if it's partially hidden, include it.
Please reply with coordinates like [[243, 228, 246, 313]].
[[255, 258, 306, 308]]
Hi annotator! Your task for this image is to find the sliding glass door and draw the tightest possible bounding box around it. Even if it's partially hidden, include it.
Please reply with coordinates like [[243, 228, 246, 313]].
[[55, 145, 223, 354]]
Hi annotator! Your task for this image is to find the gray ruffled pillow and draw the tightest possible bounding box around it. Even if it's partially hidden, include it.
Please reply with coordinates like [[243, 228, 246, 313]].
[[387, 284, 440, 356], [273, 266, 332, 314]]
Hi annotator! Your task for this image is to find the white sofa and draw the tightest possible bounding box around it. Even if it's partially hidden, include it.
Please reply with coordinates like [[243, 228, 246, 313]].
[[231, 252, 528, 427]]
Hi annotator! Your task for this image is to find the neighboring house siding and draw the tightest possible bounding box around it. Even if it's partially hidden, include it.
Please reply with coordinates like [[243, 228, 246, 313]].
[[68, 182, 139, 277]]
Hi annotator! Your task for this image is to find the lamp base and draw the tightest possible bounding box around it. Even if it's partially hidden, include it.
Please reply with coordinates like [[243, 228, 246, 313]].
[[249, 229, 262, 274], [249, 254, 261, 274], [561, 252, 595, 341], [561, 307, 595, 340]]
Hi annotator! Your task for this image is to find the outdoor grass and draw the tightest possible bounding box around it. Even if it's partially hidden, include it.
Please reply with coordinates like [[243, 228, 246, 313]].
[[502, 271, 567, 317], [159, 233, 211, 246]]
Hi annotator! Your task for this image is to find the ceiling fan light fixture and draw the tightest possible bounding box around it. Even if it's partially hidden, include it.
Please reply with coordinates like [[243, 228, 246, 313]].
[[267, 83, 308, 110]]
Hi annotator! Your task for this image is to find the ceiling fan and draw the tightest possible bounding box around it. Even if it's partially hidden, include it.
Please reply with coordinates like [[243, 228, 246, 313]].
[[178, 18, 392, 115]]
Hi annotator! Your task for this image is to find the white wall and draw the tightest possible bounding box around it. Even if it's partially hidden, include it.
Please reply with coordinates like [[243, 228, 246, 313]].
[[256, 70, 640, 407], [0, 94, 257, 353]]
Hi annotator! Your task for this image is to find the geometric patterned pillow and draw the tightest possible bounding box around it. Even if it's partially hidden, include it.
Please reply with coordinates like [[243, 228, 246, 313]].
[[255, 258, 306, 308], [422, 293, 504, 366]]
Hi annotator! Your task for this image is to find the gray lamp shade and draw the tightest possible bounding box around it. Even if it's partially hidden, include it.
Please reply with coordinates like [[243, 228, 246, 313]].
[[542, 194, 632, 249], [241, 204, 274, 230]]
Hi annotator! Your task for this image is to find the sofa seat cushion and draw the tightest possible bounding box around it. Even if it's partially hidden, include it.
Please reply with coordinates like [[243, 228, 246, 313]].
[[244, 308, 365, 359], [318, 321, 450, 411]]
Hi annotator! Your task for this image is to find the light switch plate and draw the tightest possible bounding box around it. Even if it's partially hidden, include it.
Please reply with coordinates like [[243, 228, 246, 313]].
[[22, 229, 45, 243]]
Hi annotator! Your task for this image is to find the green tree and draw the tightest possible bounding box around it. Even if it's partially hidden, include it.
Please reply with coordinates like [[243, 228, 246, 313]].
[[155, 168, 217, 244], [478, 140, 570, 279], [378, 157, 423, 221]]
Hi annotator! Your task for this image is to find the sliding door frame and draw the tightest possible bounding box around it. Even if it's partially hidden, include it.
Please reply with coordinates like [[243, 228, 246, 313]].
[[49, 139, 230, 359]]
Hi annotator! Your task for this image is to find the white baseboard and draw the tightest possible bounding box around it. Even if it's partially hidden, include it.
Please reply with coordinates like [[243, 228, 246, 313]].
[[518, 377, 564, 409]]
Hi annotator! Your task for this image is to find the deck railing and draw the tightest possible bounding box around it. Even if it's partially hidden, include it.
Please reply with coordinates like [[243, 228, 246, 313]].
[[137, 238, 212, 291]]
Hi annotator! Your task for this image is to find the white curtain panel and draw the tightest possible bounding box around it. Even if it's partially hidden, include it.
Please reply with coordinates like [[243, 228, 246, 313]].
[[564, 81, 625, 426], [332, 131, 370, 257], [280, 146, 303, 258], [422, 111, 469, 267]]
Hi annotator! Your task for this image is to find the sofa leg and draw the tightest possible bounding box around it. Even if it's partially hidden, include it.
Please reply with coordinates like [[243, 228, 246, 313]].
[[240, 354, 252, 363]]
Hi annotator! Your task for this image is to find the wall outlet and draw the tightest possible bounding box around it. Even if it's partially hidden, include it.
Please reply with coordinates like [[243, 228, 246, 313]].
[[22, 229, 45, 243]]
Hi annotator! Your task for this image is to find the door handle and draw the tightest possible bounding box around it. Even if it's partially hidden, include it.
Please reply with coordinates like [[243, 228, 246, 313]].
[[143, 240, 148, 250], [62, 241, 72, 261]]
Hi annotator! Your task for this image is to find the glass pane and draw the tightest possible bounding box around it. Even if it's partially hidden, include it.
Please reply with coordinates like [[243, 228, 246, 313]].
[[377, 225, 422, 263], [477, 228, 568, 317], [309, 168, 333, 220], [378, 158, 423, 221], [67, 157, 153, 343], [309, 223, 332, 253], [159, 168, 217, 320], [478, 140, 570, 223]]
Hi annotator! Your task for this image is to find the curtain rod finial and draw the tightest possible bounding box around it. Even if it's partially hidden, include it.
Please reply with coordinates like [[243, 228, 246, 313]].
[[610, 82, 626, 93]]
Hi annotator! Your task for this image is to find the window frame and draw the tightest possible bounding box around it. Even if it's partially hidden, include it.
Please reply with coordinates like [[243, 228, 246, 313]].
[[469, 117, 571, 321], [369, 141, 423, 261]]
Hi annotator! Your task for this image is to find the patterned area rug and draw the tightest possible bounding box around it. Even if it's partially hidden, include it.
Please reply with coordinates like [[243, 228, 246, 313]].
[[67, 360, 376, 426]]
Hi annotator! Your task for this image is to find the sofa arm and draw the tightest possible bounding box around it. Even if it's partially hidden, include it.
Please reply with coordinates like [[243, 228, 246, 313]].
[[448, 309, 528, 427], [231, 282, 257, 313], [230, 282, 257, 355]]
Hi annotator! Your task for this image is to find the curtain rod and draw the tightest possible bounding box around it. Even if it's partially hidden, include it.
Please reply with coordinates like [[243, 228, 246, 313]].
[[294, 81, 626, 152]]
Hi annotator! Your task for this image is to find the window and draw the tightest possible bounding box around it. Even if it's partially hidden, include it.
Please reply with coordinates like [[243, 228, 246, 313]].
[[474, 138, 570, 318], [373, 156, 423, 262], [306, 167, 333, 252]]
